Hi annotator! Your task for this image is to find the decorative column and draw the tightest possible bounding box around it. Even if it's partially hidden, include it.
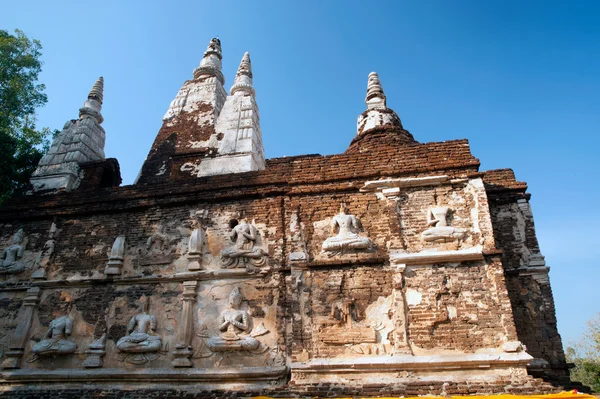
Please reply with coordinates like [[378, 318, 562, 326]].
[[2, 287, 42, 369], [172, 281, 198, 367], [390, 261, 412, 355]]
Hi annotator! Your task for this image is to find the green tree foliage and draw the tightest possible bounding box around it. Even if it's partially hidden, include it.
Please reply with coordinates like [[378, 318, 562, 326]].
[[566, 313, 600, 392], [0, 29, 53, 203]]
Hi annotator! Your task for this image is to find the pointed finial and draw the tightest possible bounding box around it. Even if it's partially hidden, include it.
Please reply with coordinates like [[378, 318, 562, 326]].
[[88, 76, 104, 104], [355, 71, 409, 138], [204, 37, 222, 59], [365, 72, 386, 109], [193, 37, 224, 83], [79, 77, 104, 124], [230, 52, 255, 96]]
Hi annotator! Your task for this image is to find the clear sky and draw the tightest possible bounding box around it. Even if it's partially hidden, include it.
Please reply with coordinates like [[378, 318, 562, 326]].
[[4, 1, 599, 347]]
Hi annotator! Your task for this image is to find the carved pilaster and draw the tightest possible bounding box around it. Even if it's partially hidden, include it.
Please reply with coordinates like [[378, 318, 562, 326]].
[[2, 287, 41, 369], [391, 262, 412, 355], [172, 280, 197, 367]]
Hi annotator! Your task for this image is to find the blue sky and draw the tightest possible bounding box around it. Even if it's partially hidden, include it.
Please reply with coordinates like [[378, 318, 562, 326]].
[[4, 1, 599, 347]]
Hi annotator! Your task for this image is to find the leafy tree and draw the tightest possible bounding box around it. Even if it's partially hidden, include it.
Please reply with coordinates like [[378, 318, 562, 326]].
[[0, 29, 53, 203], [566, 313, 600, 392]]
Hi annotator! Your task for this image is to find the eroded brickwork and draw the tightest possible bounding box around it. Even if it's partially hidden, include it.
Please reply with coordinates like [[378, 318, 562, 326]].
[[0, 48, 575, 395], [485, 168, 570, 386]]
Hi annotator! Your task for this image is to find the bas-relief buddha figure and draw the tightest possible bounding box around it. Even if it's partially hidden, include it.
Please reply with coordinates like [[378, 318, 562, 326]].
[[207, 287, 260, 352], [220, 219, 267, 269], [0, 229, 26, 275], [31, 302, 77, 357], [322, 204, 373, 256], [117, 300, 162, 354], [421, 206, 466, 242]]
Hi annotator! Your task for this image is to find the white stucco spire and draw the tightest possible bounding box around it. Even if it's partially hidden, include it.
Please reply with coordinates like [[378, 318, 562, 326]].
[[356, 71, 406, 137], [365, 72, 386, 110], [230, 52, 255, 96], [79, 76, 104, 124], [88, 76, 104, 104], [193, 37, 225, 84]]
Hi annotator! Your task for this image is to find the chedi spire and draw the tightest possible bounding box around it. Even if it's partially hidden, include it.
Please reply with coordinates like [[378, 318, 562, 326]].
[[356, 72, 404, 136], [30, 77, 108, 192], [230, 52, 254, 96], [365, 72, 386, 109], [193, 37, 224, 84], [79, 77, 104, 124], [347, 72, 416, 153]]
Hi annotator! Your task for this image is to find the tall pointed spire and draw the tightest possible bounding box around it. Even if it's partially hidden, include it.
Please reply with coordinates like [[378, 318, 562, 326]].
[[193, 37, 224, 84], [346, 72, 416, 153], [79, 76, 104, 124], [31, 77, 108, 192], [88, 76, 104, 103], [365, 72, 386, 109], [230, 52, 255, 96]]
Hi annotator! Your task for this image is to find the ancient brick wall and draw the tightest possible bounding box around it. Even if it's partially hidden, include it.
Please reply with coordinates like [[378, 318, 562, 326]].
[[485, 168, 570, 384], [0, 141, 570, 396]]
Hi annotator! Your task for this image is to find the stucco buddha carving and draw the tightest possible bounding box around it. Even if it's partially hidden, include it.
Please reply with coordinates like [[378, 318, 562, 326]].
[[140, 225, 176, 266], [207, 287, 262, 352], [421, 206, 466, 242], [0, 229, 26, 275], [322, 204, 373, 256], [220, 219, 267, 270], [31, 303, 77, 357], [117, 299, 162, 363]]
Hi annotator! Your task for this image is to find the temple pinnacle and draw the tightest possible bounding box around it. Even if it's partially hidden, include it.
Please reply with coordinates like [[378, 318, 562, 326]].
[[365, 72, 386, 109], [193, 37, 224, 83], [79, 76, 104, 124], [88, 76, 104, 104], [203, 37, 222, 59], [230, 52, 254, 96]]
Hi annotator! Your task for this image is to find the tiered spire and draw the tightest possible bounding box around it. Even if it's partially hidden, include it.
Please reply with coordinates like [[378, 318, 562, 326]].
[[193, 37, 224, 84], [79, 77, 104, 124], [355, 71, 405, 137], [230, 52, 255, 96], [365, 72, 386, 109], [30, 77, 108, 192]]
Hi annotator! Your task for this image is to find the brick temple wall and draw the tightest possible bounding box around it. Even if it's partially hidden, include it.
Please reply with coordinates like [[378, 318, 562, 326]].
[[0, 140, 570, 396]]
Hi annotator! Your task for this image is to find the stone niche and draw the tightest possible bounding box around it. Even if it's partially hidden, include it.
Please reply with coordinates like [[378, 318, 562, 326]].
[[310, 267, 396, 359], [403, 260, 512, 353], [192, 277, 281, 368], [0, 290, 25, 358], [299, 195, 392, 263], [391, 179, 495, 254]]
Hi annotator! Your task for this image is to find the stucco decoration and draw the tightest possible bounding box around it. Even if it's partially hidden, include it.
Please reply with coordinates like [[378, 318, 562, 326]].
[[105, 236, 126, 275], [140, 225, 178, 266], [32, 223, 57, 279], [187, 227, 204, 271], [421, 206, 467, 242], [116, 299, 164, 365], [220, 219, 267, 272], [0, 229, 26, 275], [321, 204, 373, 256], [319, 297, 377, 346], [172, 281, 198, 367], [82, 333, 106, 368], [206, 287, 268, 353], [30, 302, 77, 359]]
